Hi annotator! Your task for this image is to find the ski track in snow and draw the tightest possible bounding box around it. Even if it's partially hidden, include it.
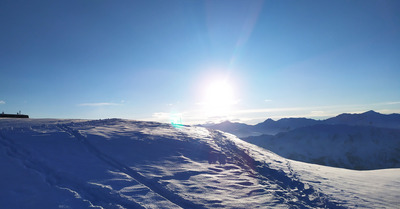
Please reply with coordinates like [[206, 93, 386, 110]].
[[1, 119, 398, 208]]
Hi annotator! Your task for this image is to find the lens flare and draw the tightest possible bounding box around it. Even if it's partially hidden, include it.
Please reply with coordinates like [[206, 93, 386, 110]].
[[170, 113, 183, 129]]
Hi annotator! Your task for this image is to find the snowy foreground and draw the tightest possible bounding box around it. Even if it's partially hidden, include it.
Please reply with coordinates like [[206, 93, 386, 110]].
[[0, 119, 399, 209]]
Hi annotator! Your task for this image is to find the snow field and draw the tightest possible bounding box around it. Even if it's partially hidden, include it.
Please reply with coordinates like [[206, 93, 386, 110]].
[[0, 118, 399, 208]]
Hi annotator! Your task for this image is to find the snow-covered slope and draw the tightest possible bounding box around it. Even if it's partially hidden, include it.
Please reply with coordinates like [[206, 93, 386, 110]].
[[244, 124, 400, 170], [1, 119, 399, 208]]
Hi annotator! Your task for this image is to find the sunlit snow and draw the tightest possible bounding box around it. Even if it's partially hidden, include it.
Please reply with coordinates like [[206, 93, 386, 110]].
[[0, 119, 399, 208]]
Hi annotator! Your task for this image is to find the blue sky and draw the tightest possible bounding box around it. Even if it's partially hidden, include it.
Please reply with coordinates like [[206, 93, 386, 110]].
[[1, 0, 399, 124]]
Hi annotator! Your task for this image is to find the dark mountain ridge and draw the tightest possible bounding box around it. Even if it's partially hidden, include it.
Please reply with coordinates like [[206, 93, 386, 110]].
[[200, 110, 400, 137], [325, 110, 400, 129]]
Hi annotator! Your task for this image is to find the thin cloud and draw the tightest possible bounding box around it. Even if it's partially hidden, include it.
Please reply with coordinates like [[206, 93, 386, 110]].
[[152, 112, 185, 120], [152, 112, 170, 119], [0, 100, 5, 104], [78, 102, 121, 107], [381, 101, 400, 105], [235, 107, 305, 114], [233, 103, 386, 115]]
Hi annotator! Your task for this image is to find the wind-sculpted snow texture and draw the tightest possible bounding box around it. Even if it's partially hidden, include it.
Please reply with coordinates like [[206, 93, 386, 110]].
[[0, 119, 399, 208]]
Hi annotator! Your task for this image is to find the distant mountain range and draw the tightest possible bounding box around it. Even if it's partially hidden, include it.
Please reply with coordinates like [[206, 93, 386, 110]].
[[200, 111, 400, 170], [324, 110, 400, 129], [200, 110, 400, 138]]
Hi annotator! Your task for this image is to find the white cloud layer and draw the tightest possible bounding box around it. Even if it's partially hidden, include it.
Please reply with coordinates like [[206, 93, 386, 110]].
[[0, 100, 5, 104]]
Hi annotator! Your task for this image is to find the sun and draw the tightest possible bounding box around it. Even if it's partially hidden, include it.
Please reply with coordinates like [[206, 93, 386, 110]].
[[205, 81, 234, 106], [202, 80, 236, 117]]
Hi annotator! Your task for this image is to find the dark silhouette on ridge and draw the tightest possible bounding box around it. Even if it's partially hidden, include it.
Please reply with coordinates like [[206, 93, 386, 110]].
[[0, 111, 29, 118]]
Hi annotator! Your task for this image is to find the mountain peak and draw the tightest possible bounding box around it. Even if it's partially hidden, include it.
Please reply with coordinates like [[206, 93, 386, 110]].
[[220, 120, 233, 124], [334, 110, 381, 118], [262, 118, 275, 123], [362, 110, 380, 115]]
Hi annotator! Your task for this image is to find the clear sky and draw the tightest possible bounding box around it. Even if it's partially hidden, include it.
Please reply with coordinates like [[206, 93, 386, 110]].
[[1, 0, 399, 124]]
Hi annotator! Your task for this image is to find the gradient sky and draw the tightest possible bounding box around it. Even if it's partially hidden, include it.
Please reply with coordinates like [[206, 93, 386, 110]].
[[1, 0, 399, 124]]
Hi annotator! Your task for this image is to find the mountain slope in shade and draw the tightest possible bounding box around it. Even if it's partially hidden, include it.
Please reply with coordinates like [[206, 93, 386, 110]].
[[255, 117, 320, 134], [1, 119, 398, 208], [244, 124, 400, 170], [325, 110, 400, 129]]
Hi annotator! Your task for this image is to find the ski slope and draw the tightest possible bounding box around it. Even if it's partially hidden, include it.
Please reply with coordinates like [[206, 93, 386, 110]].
[[0, 119, 399, 208]]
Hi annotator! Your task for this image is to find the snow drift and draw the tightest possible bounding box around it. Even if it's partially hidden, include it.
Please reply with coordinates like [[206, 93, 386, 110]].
[[0, 119, 399, 208]]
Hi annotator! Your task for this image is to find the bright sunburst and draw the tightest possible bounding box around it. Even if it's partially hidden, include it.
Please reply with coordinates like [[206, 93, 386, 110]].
[[202, 80, 236, 118]]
